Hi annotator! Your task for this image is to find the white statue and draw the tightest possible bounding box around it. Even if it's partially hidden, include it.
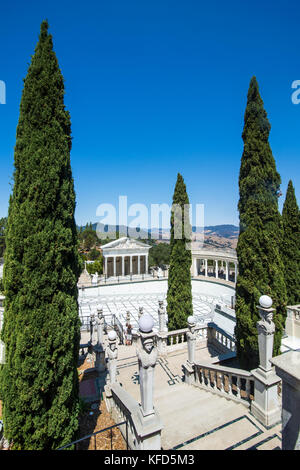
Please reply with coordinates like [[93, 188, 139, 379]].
[[186, 316, 197, 364], [89, 312, 97, 345], [106, 331, 118, 384], [157, 267, 163, 279], [137, 336, 158, 369], [136, 314, 158, 416], [91, 272, 98, 285]]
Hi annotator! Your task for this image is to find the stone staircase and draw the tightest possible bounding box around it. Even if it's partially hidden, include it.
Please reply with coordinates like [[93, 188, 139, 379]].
[[115, 344, 281, 450], [155, 383, 281, 450]]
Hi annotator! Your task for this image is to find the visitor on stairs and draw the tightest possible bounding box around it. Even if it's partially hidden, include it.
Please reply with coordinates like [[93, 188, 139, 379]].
[[125, 323, 132, 345]]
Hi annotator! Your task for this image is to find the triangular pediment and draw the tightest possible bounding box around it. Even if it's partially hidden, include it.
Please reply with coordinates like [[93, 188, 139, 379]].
[[101, 237, 151, 251]]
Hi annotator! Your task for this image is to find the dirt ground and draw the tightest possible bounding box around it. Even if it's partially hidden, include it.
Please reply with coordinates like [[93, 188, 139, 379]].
[[77, 356, 127, 451]]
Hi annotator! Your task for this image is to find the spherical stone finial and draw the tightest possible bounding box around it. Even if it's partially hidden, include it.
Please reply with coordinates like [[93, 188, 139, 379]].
[[187, 315, 196, 326], [139, 313, 154, 333], [259, 295, 273, 309], [108, 330, 117, 341]]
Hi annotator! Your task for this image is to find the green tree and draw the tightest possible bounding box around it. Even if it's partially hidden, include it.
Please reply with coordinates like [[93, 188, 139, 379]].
[[281, 180, 300, 305], [235, 77, 287, 370], [87, 248, 101, 261], [0, 217, 7, 257], [86, 259, 103, 275], [166, 174, 193, 331], [0, 21, 81, 449], [77, 223, 98, 251], [149, 243, 171, 267]]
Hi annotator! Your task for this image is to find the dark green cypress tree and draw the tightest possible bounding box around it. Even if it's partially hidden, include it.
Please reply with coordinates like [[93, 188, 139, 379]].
[[235, 77, 287, 371], [167, 173, 193, 331], [0, 21, 81, 449], [281, 180, 300, 305]]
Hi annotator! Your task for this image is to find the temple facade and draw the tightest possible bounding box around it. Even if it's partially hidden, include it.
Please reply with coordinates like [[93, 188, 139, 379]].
[[101, 237, 151, 277]]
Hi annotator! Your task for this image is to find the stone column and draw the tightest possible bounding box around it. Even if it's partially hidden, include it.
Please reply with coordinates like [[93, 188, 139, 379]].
[[225, 261, 229, 281], [145, 254, 148, 275], [136, 314, 158, 417], [215, 260, 219, 279], [250, 295, 281, 427], [130, 256, 133, 275], [193, 257, 197, 276], [104, 256, 108, 276], [184, 316, 196, 385], [121, 255, 125, 276], [271, 351, 300, 450], [234, 262, 238, 282], [205, 259, 208, 277]]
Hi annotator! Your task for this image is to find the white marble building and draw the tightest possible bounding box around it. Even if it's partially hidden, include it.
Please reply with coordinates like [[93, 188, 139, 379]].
[[101, 237, 151, 278], [191, 248, 238, 282]]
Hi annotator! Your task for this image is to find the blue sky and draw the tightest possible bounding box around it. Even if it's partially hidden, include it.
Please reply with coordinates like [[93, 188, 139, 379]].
[[0, 0, 299, 227]]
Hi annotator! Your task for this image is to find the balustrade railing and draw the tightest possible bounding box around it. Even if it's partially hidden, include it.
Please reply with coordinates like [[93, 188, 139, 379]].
[[208, 325, 236, 352], [109, 383, 151, 450], [194, 362, 254, 405], [166, 325, 208, 348]]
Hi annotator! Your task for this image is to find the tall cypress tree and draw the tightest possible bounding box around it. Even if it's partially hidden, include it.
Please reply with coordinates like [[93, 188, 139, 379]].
[[235, 77, 287, 371], [0, 21, 81, 449], [281, 180, 300, 305], [167, 173, 193, 331]]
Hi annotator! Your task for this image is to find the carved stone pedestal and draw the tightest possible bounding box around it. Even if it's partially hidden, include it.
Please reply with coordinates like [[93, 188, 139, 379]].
[[157, 332, 168, 357], [183, 361, 195, 385], [250, 296, 281, 428], [94, 344, 106, 373], [251, 367, 281, 427], [183, 316, 197, 385]]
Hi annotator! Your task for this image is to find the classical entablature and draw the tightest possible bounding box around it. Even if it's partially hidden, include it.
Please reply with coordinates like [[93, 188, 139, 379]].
[[101, 237, 151, 277], [191, 248, 238, 283]]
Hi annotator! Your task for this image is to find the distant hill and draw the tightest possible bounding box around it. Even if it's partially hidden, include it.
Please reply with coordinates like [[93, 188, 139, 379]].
[[77, 223, 239, 242], [203, 225, 239, 239], [77, 223, 150, 240]]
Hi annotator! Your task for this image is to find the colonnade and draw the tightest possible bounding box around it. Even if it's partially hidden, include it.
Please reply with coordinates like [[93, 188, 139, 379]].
[[104, 253, 148, 278], [192, 251, 238, 283]]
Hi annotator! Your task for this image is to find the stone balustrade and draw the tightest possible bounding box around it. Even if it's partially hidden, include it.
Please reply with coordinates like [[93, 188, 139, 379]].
[[107, 383, 162, 450], [156, 325, 209, 356], [193, 362, 254, 406], [207, 324, 236, 353], [167, 326, 208, 346], [156, 323, 236, 358]]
